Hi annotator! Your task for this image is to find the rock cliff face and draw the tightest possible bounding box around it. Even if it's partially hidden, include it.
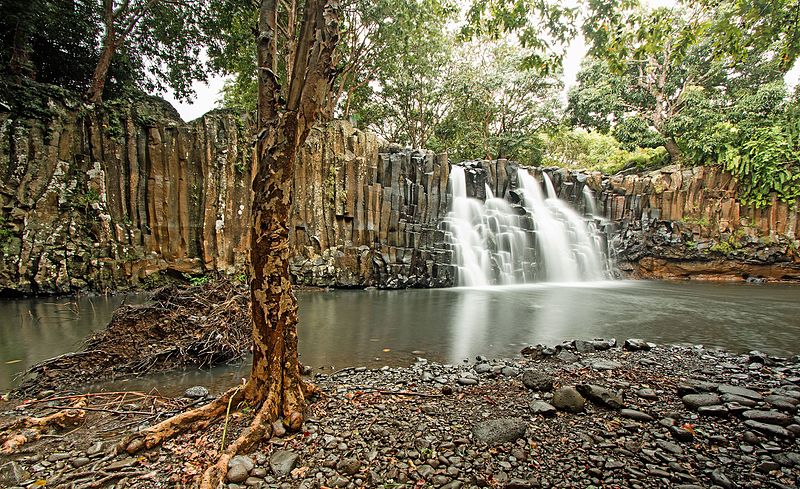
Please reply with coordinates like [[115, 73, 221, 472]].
[[1, 91, 798, 294]]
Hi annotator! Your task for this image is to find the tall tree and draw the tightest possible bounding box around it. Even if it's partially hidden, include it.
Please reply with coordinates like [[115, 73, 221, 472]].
[[119, 1, 341, 487]]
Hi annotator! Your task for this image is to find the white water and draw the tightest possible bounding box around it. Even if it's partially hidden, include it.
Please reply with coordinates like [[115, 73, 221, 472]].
[[443, 166, 610, 285]]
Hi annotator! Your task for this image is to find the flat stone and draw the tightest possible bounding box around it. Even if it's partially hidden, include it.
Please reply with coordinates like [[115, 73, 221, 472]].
[[576, 384, 624, 409], [742, 410, 793, 426], [501, 366, 519, 377], [621, 409, 654, 422], [472, 417, 527, 444], [697, 404, 728, 417], [269, 450, 299, 476], [71, 457, 91, 468], [676, 380, 718, 396], [637, 388, 658, 400], [474, 363, 492, 374], [336, 458, 360, 476], [183, 386, 209, 399], [669, 426, 694, 442], [720, 393, 758, 407], [555, 350, 579, 363], [271, 419, 286, 437], [552, 386, 585, 413], [573, 340, 596, 353], [624, 338, 651, 351], [765, 395, 799, 411], [529, 400, 557, 417], [458, 377, 478, 386], [744, 420, 794, 438], [586, 358, 622, 371], [521, 370, 553, 392], [717, 384, 763, 400], [656, 439, 684, 455], [681, 393, 721, 410]]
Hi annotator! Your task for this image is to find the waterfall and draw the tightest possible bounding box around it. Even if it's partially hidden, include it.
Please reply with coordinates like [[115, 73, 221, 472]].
[[443, 166, 610, 286]]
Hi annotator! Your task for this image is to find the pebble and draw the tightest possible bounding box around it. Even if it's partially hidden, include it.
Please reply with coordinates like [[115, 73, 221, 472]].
[[552, 386, 586, 413], [471, 418, 527, 444], [183, 385, 209, 399], [521, 370, 553, 391]]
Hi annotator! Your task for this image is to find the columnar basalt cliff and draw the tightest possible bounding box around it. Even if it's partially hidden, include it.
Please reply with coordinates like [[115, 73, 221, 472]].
[[1, 89, 799, 294]]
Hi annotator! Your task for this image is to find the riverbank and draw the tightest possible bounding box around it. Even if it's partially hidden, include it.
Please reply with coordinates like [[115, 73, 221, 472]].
[[1, 338, 799, 488]]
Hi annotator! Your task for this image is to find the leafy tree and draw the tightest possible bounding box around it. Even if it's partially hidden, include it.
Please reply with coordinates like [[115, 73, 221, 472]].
[[121, 2, 341, 487], [431, 41, 561, 162]]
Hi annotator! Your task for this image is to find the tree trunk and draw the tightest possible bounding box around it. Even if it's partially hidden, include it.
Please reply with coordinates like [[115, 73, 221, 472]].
[[9, 19, 34, 78], [664, 137, 682, 163], [246, 0, 340, 429], [86, 1, 116, 104]]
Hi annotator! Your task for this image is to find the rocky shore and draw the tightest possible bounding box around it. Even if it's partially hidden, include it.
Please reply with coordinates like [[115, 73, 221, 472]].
[[2, 339, 799, 488]]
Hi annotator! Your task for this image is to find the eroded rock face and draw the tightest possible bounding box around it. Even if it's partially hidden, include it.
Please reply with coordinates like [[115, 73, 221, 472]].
[[2, 88, 799, 294]]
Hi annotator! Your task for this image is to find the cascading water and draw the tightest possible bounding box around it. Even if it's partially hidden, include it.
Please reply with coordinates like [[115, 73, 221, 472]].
[[443, 166, 610, 286]]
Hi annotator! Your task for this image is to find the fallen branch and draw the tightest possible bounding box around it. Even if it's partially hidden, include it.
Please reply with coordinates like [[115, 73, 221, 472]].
[[1, 399, 87, 453]]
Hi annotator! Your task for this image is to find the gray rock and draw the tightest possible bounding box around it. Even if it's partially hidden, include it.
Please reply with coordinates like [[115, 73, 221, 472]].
[[472, 417, 527, 444], [269, 450, 299, 476], [552, 386, 586, 413], [521, 370, 553, 392], [576, 384, 624, 409], [501, 366, 519, 377], [271, 420, 287, 437], [229, 455, 255, 473], [624, 338, 651, 351], [555, 349, 579, 363], [620, 409, 654, 422], [586, 359, 622, 371], [417, 464, 435, 479], [742, 410, 793, 426], [670, 426, 694, 442], [0, 462, 29, 486], [458, 377, 478, 386], [71, 457, 91, 468], [720, 393, 758, 407], [184, 385, 209, 399], [474, 363, 492, 374], [656, 439, 684, 455], [227, 464, 250, 483], [681, 393, 721, 410], [529, 400, 557, 417], [717, 384, 763, 400], [637, 388, 658, 400], [697, 404, 728, 416], [710, 469, 733, 489], [744, 420, 794, 438], [677, 380, 718, 395], [336, 458, 360, 476], [573, 340, 596, 353]]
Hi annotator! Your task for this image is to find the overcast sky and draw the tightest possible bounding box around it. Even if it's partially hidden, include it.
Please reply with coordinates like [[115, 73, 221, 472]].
[[162, 1, 800, 122]]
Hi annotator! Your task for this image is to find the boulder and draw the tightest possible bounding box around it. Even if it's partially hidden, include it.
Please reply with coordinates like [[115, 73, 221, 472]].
[[577, 384, 624, 409], [552, 386, 586, 413], [521, 370, 554, 392], [472, 417, 527, 444]]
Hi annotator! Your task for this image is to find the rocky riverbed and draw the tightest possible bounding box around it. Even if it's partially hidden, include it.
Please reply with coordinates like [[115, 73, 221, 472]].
[[2, 339, 799, 488]]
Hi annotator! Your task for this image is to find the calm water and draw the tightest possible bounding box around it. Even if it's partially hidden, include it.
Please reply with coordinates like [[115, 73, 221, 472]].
[[1, 281, 799, 393]]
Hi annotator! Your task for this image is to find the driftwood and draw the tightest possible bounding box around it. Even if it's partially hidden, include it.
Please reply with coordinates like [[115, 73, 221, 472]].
[[15, 278, 251, 396], [1, 399, 87, 453]]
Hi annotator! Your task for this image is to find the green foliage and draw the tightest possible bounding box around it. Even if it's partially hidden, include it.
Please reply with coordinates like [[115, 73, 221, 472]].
[[540, 128, 668, 174], [183, 273, 210, 287], [0, 215, 14, 254]]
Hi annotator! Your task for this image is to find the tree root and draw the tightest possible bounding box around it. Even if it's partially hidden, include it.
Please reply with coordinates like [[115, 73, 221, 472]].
[[0, 399, 87, 453], [116, 379, 318, 488]]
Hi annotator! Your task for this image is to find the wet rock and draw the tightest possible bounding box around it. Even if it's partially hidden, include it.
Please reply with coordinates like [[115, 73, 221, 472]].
[[742, 410, 793, 426], [573, 340, 596, 353], [624, 339, 651, 351], [269, 450, 299, 476], [555, 350, 579, 363], [717, 384, 763, 400], [529, 400, 557, 417], [621, 409, 654, 422], [720, 393, 758, 407], [521, 370, 553, 392], [697, 404, 728, 417], [586, 358, 622, 371], [710, 469, 733, 488], [765, 394, 799, 412], [576, 384, 624, 409], [183, 386, 209, 399], [472, 418, 527, 444], [681, 393, 721, 410], [676, 380, 718, 396], [474, 363, 492, 374], [670, 426, 694, 442], [552, 386, 586, 413], [743, 420, 794, 438]]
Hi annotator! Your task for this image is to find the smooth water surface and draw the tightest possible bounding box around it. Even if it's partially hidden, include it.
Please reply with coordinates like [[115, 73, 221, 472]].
[[1, 281, 799, 392]]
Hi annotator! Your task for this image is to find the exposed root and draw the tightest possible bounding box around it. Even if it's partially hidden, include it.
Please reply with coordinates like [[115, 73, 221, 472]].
[[1, 399, 87, 453], [118, 387, 244, 454]]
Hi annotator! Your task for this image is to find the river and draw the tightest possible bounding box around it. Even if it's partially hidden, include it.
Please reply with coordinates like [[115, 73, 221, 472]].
[[1, 281, 799, 394]]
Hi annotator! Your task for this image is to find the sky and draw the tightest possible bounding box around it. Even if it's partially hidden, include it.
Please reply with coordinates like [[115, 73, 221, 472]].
[[162, 1, 800, 122]]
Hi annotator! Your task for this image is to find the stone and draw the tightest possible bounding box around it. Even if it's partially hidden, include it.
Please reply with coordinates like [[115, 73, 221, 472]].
[[71, 457, 91, 468], [271, 419, 287, 437], [637, 388, 658, 400], [501, 366, 519, 377], [552, 386, 586, 413], [458, 377, 478, 386], [521, 370, 553, 392], [474, 363, 492, 374], [269, 450, 299, 476], [710, 469, 733, 488], [336, 458, 360, 476], [620, 409, 654, 422], [742, 410, 793, 426], [227, 464, 250, 483], [744, 420, 794, 438], [576, 384, 624, 409], [471, 418, 527, 444], [573, 340, 596, 353], [676, 380, 718, 396], [529, 400, 557, 417], [555, 350, 579, 363], [229, 455, 255, 473], [586, 358, 622, 371], [669, 426, 694, 442], [183, 386, 209, 399], [623, 339, 651, 351], [681, 393, 721, 410], [0, 462, 29, 486], [717, 384, 763, 400], [697, 404, 728, 416]]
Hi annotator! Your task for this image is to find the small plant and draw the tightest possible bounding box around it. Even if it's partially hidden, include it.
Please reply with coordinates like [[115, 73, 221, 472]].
[[183, 273, 210, 286]]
